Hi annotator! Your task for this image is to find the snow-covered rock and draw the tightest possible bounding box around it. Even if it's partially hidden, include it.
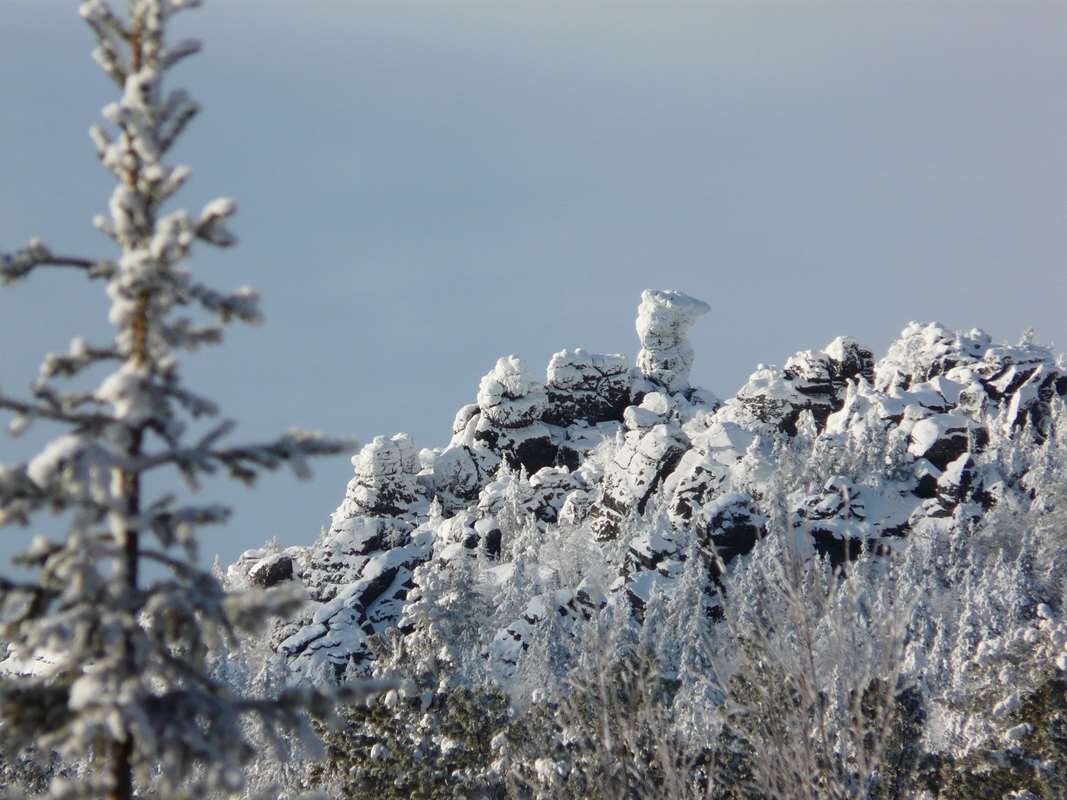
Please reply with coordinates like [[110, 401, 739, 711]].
[[588, 392, 690, 541], [238, 292, 1067, 684], [339, 433, 425, 518], [474, 356, 556, 474], [724, 336, 876, 435], [635, 289, 710, 394], [544, 348, 631, 427]]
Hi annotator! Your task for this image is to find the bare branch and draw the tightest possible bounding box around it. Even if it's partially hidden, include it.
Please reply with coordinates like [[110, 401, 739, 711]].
[[162, 38, 202, 70]]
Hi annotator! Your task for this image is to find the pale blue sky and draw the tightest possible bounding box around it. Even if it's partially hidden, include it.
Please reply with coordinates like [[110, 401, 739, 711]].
[[2, 1, 1065, 569]]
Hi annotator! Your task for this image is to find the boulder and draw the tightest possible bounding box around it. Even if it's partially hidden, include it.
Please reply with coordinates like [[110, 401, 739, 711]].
[[248, 553, 294, 588], [474, 356, 556, 474], [544, 348, 631, 427]]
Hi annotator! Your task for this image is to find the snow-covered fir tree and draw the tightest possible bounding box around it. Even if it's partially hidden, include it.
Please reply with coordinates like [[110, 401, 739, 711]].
[[0, 2, 371, 797]]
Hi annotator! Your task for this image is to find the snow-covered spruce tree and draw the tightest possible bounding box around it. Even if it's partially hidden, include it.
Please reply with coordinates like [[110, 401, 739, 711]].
[[0, 2, 366, 797]]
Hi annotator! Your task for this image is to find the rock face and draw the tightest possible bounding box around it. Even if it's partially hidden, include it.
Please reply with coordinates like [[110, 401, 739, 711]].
[[340, 434, 424, 518], [544, 349, 631, 427], [725, 336, 876, 435], [588, 392, 690, 541], [262, 435, 432, 678], [235, 292, 1067, 683], [249, 553, 294, 587]]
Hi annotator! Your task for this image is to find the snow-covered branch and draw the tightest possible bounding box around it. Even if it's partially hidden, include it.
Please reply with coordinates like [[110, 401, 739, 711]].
[[136, 429, 357, 487], [0, 393, 117, 431], [0, 240, 115, 286]]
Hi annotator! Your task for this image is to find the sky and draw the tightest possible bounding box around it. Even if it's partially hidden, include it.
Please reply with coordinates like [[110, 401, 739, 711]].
[[1, 1, 1065, 571]]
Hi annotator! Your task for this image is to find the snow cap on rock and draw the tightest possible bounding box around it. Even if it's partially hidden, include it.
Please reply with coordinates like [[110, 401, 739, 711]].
[[341, 433, 424, 518], [477, 355, 547, 429]]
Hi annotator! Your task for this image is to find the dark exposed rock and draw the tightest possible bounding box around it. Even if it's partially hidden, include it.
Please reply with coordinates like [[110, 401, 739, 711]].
[[543, 348, 631, 427], [906, 414, 971, 471], [793, 477, 910, 567], [249, 553, 293, 587], [729, 336, 877, 435], [527, 466, 584, 524], [699, 493, 764, 578], [473, 355, 553, 474], [875, 322, 991, 392], [936, 453, 975, 507]]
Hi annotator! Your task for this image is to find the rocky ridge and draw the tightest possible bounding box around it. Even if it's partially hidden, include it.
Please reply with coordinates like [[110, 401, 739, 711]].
[[229, 291, 1067, 680]]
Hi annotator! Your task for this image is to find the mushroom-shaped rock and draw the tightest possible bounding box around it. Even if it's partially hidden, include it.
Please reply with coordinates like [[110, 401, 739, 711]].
[[635, 289, 710, 394]]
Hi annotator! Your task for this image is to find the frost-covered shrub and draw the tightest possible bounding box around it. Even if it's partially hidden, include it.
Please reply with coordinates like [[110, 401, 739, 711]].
[[493, 645, 714, 800], [306, 686, 512, 800]]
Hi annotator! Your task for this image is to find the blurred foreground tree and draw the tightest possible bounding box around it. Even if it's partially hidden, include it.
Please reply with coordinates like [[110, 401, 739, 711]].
[[0, 2, 364, 797]]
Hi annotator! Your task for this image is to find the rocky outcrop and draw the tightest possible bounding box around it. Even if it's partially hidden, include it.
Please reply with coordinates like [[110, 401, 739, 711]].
[[544, 348, 631, 427], [427, 357, 552, 513], [875, 322, 990, 393], [240, 291, 1066, 683], [473, 356, 556, 473], [698, 493, 765, 578], [249, 553, 294, 587], [725, 336, 876, 435], [488, 583, 605, 679], [338, 433, 425, 519], [268, 435, 433, 677]]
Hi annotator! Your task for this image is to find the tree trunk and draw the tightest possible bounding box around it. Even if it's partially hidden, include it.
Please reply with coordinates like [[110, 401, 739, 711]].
[[108, 738, 134, 800]]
